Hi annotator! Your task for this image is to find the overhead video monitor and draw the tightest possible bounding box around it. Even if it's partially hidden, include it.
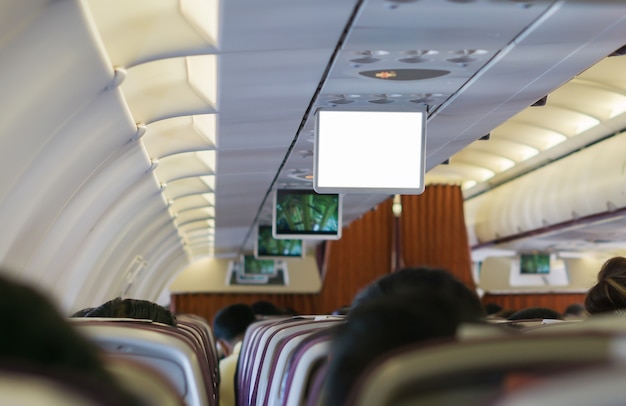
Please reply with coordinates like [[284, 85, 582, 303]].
[[255, 225, 304, 259], [226, 259, 289, 286], [272, 189, 342, 240], [519, 253, 551, 274], [314, 107, 427, 194], [242, 254, 277, 277]]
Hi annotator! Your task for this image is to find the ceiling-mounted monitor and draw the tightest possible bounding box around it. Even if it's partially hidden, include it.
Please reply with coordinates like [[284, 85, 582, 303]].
[[519, 253, 551, 274], [255, 225, 304, 259], [272, 189, 342, 240], [242, 254, 277, 277], [314, 107, 427, 194]]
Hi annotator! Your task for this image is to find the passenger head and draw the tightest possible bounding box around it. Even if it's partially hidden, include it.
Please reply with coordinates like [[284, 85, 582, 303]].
[[70, 307, 95, 317], [585, 256, 626, 314], [83, 297, 176, 326], [325, 291, 480, 405], [251, 300, 286, 316], [485, 302, 503, 316], [563, 303, 586, 319], [0, 273, 143, 405], [351, 266, 486, 321], [507, 307, 562, 321], [213, 303, 257, 354], [324, 267, 486, 405]]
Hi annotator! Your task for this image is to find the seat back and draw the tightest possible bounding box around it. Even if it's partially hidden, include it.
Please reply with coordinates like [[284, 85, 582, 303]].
[[237, 317, 290, 406], [73, 318, 214, 406], [258, 319, 341, 406], [347, 332, 626, 406], [176, 314, 220, 399], [103, 354, 185, 406], [280, 325, 338, 406], [0, 362, 127, 406]]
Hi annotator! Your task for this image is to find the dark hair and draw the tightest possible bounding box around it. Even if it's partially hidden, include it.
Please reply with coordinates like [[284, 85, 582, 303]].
[[564, 303, 585, 316], [585, 256, 626, 314], [325, 292, 477, 405], [485, 302, 503, 315], [507, 306, 562, 321], [70, 307, 95, 317], [213, 303, 257, 342], [351, 267, 486, 321], [324, 267, 486, 405], [84, 297, 177, 326], [0, 273, 143, 405], [251, 300, 284, 316]]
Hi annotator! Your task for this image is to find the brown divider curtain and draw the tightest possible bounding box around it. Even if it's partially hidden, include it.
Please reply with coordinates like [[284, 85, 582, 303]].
[[172, 184, 476, 322]]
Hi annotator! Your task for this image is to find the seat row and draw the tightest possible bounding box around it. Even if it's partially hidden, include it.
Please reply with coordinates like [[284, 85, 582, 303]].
[[236, 315, 343, 406], [71, 314, 219, 406], [233, 313, 626, 406]]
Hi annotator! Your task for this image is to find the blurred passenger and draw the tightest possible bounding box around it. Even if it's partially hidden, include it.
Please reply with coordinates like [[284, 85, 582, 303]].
[[563, 303, 586, 319], [585, 256, 626, 314], [70, 307, 95, 317], [324, 267, 486, 405], [0, 272, 143, 405], [507, 307, 562, 321], [331, 305, 351, 316], [485, 302, 503, 316], [213, 303, 257, 406], [80, 297, 177, 326], [250, 300, 297, 316], [495, 308, 517, 319], [351, 266, 486, 319]]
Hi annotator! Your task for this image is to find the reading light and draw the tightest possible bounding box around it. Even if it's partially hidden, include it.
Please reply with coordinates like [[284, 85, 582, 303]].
[[462, 180, 477, 190]]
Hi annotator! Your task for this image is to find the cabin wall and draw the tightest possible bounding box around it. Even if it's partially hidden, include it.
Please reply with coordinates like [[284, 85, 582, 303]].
[[478, 256, 601, 314], [169, 256, 323, 294], [171, 184, 601, 322], [171, 185, 477, 322]]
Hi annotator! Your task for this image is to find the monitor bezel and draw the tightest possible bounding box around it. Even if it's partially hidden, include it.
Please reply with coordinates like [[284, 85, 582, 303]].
[[313, 107, 427, 194]]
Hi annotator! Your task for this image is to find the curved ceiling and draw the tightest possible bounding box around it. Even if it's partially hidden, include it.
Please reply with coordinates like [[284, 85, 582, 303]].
[[2, 0, 626, 309]]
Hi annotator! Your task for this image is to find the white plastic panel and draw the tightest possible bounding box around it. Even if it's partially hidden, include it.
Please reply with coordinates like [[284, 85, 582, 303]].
[[143, 115, 217, 159], [0, 0, 114, 202], [86, 0, 219, 67], [467, 132, 626, 244], [121, 55, 217, 124], [59, 174, 168, 311]]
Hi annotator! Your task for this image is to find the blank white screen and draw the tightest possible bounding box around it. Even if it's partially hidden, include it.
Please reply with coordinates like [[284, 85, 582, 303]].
[[315, 110, 425, 193]]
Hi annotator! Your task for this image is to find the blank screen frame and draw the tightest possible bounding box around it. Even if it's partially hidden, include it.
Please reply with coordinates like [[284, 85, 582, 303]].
[[314, 107, 427, 194]]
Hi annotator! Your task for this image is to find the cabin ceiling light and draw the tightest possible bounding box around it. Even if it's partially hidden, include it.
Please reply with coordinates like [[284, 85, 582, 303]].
[[462, 180, 478, 190], [574, 115, 600, 135], [610, 97, 626, 118], [541, 131, 567, 149]]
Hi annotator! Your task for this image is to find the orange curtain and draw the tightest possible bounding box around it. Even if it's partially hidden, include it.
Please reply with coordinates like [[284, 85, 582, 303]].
[[400, 184, 476, 289]]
